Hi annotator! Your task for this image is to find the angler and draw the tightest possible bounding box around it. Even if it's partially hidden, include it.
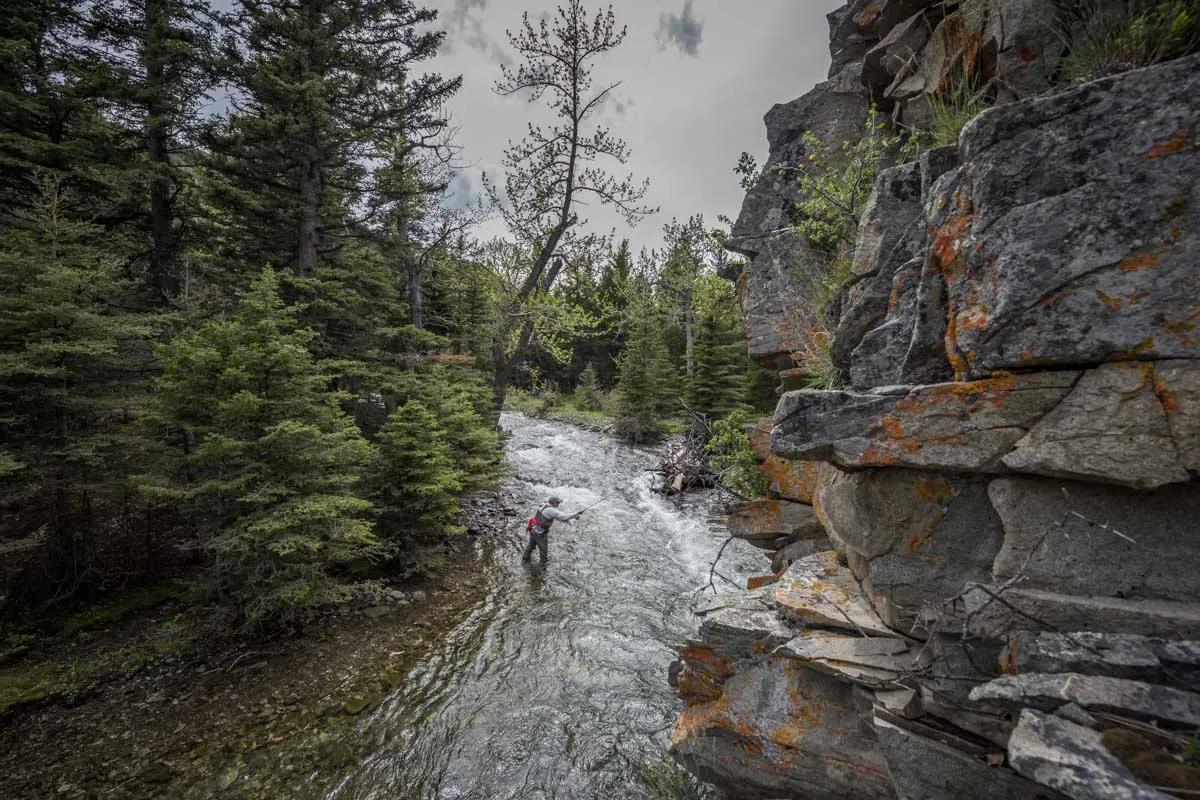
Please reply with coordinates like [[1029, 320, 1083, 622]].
[[522, 495, 586, 566]]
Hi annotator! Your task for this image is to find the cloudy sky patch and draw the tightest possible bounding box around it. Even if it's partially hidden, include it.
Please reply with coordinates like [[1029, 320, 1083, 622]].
[[657, 1, 704, 56]]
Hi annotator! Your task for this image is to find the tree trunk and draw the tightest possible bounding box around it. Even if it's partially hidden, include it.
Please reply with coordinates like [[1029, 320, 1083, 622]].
[[297, 153, 321, 276], [144, 0, 179, 300]]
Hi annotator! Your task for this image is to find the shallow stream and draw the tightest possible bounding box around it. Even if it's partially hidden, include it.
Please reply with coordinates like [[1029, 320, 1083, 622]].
[[324, 412, 764, 799]]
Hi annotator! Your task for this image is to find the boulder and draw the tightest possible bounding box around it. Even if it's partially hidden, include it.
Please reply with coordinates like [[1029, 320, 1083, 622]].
[[698, 605, 794, 660], [833, 161, 926, 375], [817, 466, 1004, 627], [771, 536, 834, 574], [971, 673, 1200, 728], [936, 54, 1200, 379], [670, 656, 897, 800], [1003, 362, 1195, 489], [1002, 631, 1200, 684], [761, 454, 822, 504], [734, 229, 827, 367], [963, 587, 1200, 640], [773, 371, 1079, 471], [779, 631, 915, 689], [989, 477, 1200, 602], [774, 552, 901, 638], [848, 256, 925, 389], [726, 499, 825, 548], [874, 715, 1063, 800], [729, 66, 869, 254], [1008, 710, 1174, 800]]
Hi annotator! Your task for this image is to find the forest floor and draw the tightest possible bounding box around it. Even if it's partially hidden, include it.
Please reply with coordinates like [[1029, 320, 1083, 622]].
[[0, 491, 524, 800]]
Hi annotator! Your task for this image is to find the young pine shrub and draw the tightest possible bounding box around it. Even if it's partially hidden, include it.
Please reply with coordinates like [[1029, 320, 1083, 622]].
[[371, 401, 465, 575], [706, 411, 768, 500], [152, 269, 380, 634], [573, 362, 603, 412]]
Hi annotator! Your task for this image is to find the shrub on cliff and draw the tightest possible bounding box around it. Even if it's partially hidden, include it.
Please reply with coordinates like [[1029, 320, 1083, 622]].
[[1060, 0, 1200, 81], [706, 411, 768, 499], [149, 269, 380, 633]]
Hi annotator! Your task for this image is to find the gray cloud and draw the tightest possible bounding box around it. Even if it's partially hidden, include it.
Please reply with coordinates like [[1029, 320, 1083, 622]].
[[437, 0, 512, 66], [657, 1, 704, 56]]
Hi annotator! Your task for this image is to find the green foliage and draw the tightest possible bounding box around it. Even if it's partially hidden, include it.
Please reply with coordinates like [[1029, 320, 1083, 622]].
[[687, 275, 750, 421], [372, 401, 465, 564], [797, 329, 842, 390], [927, 82, 991, 147], [57, 582, 188, 639], [1059, 0, 1200, 81], [793, 108, 894, 255], [151, 270, 380, 633], [706, 412, 768, 499], [574, 363, 603, 411], [614, 293, 676, 444], [0, 176, 152, 597]]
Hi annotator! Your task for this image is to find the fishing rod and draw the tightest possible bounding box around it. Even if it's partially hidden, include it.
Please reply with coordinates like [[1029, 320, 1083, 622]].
[[578, 491, 620, 513]]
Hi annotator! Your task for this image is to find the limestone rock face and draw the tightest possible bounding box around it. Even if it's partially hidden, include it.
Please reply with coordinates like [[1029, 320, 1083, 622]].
[[817, 466, 1004, 627], [687, 8, 1200, 800], [729, 66, 869, 255], [942, 54, 1200, 379], [670, 656, 898, 800], [989, 478, 1200, 602]]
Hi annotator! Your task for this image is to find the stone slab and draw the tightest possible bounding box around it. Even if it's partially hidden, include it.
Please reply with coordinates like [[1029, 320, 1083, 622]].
[[971, 673, 1200, 729]]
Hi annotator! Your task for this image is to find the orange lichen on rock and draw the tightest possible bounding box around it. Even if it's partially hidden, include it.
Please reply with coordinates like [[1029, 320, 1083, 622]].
[[1120, 252, 1159, 272], [1097, 290, 1123, 311], [675, 645, 735, 704], [1147, 129, 1193, 159], [760, 455, 821, 504]]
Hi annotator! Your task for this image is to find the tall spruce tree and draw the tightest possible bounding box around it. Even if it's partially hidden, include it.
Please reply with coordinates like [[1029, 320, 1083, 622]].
[[204, 0, 459, 277], [614, 291, 675, 443], [687, 274, 749, 422], [84, 0, 226, 301], [151, 269, 379, 632], [0, 177, 151, 600]]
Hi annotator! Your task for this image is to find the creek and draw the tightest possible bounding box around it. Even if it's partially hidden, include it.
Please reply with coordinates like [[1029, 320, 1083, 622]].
[[324, 412, 764, 799]]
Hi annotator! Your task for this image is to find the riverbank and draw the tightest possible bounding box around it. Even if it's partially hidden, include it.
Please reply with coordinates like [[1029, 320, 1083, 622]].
[[0, 490, 525, 800]]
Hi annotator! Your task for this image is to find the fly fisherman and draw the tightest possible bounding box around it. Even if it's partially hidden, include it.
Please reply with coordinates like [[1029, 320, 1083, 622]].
[[522, 495, 585, 566]]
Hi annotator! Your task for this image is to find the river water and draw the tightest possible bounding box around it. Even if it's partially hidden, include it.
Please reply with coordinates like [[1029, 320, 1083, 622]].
[[325, 413, 764, 800]]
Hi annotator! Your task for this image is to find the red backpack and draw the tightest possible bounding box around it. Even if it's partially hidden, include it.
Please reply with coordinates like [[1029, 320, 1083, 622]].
[[525, 505, 551, 535]]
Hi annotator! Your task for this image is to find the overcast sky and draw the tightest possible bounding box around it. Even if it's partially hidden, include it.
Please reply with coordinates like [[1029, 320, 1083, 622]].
[[426, 0, 841, 253]]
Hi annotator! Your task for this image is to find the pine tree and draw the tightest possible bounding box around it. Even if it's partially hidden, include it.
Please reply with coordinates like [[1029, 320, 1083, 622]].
[[151, 269, 379, 632], [372, 401, 464, 549], [574, 362, 602, 411], [84, 0, 226, 301], [203, 0, 459, 277], [614, 292, 675, 443], [687, 275, 750, 422], [0, 176, 152, 600]]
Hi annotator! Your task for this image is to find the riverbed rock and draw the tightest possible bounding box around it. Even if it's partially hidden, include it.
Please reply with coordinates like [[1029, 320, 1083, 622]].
[[770, 536, 834, 574], [670, 655, 897, 800], [774, 371, 1079, 472], [1007, 709, 1175, 800], [939, 54, 1200, 380], [989, 477, 1200, 602], [697, 605, 794, 660], [817, 466, 1004, 627], [779, 631, 914, 689], [970, 673, 1200, 728], [726, 499, 825, 548]]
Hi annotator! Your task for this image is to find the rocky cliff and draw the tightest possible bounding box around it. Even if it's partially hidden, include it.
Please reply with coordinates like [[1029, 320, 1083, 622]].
[[671, 2, 1200, 798]]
